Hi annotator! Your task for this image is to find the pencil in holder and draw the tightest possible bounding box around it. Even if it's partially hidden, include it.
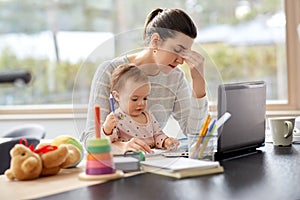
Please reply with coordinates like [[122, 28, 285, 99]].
[[188, 134, 217, 161]]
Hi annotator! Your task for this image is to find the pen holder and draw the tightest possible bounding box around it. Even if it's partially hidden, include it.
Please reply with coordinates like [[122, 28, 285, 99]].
[[188, 134, 217, 161]]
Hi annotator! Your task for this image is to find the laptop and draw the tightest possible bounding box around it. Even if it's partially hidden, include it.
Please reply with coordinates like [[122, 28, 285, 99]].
[[214, 81, 266, 160]]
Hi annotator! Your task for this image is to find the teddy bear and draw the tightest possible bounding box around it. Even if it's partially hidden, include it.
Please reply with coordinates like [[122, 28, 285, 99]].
[[5, 136, 83, 181], [5, 144, 42, 180], [38, 143, 82, 176]]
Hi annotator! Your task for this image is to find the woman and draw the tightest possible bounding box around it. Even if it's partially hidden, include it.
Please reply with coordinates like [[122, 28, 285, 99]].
[[82, 8, 208, 154]]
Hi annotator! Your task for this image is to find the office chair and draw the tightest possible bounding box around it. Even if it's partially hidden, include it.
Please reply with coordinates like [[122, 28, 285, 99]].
[[2, 124, 46, 139], [0, 137, 40, 174]]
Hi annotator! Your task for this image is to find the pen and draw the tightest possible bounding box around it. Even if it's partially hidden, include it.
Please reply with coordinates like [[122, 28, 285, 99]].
[[207, 119, 217, 134], [215, 112, 231, 130], [109, 93, 118, 135], [178, 138, 188, 141], [109, 93, 115, 113]]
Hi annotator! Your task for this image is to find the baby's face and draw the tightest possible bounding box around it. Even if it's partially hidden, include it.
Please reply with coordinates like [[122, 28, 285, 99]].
[[117, 79, 151, 117]]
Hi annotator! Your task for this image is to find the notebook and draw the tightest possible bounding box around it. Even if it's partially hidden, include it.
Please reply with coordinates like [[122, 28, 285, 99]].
[[215, 81, 266, 160], [141, 157, 224, 179]]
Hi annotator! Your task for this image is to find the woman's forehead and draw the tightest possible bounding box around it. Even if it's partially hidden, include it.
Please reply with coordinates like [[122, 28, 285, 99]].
[[163, 32, 194, 49]]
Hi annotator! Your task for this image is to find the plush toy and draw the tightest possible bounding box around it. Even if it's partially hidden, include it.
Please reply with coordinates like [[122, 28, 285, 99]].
[[51, 135, 84, 167], [5, 135, 83, 181], [5, 144, 42, 180]]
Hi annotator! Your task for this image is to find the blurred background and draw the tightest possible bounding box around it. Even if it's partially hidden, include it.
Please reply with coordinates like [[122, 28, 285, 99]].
[[0, 0, 299, 138], [0, 0, 287, 105]]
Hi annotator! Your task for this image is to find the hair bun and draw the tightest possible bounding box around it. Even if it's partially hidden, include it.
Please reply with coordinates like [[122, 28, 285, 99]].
[[145, 8, 164, 26]]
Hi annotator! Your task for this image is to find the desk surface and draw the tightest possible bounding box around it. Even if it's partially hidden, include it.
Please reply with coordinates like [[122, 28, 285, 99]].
[[36, 143, 300, 200]]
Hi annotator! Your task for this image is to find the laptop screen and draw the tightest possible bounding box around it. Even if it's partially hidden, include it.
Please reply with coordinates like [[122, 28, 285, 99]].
[[215, 81, 266, 160]]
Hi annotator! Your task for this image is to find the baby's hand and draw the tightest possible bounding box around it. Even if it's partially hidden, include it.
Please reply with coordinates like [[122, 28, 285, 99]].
[[102, 113, 118, 135], [125, 138, 153, 154], [164, 137, 180, 151]]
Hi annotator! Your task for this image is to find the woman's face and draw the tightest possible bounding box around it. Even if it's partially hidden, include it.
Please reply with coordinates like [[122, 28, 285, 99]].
[[155, 32, 194, 73], [114, 79, 151, 117]]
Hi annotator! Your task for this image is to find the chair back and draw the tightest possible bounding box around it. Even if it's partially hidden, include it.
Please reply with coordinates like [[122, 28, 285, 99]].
[[2, 124, 46, 139]]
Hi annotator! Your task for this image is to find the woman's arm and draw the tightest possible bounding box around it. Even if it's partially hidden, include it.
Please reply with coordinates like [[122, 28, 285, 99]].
[[172, 70, 208, 135], [182, 50, 206, 98]]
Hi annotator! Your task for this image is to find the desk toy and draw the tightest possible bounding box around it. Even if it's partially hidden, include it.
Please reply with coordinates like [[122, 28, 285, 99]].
[[78, 105, 124, 181], [78, 137, 124, 181]]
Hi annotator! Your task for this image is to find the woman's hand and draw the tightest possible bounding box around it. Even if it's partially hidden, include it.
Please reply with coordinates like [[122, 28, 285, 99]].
[[102, 112, 118, 135], [182, 50, 206, 98], [181, 50, 205, 78], [163, 137, 180, 151], [124, 138, 153, 153]]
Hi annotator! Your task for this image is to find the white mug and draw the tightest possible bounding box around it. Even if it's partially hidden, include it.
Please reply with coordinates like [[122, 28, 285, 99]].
[[269, 117, 295, 146]]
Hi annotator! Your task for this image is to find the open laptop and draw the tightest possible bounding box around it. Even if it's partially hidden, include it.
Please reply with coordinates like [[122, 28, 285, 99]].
[[214, 81, 266, 160]]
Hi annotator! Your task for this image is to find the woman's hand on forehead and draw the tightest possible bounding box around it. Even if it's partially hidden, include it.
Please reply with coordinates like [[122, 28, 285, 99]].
[[181, 50, 205, 73]]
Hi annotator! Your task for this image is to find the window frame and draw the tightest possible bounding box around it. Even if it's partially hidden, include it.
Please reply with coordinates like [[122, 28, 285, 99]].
[[266, 0, 300, 115]]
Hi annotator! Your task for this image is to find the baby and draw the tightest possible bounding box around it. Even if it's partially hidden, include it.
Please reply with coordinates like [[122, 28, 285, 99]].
[[102, 63, 179, 153]]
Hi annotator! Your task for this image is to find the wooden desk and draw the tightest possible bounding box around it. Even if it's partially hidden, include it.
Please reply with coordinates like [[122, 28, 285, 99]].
[[35, 143, 300, 200]]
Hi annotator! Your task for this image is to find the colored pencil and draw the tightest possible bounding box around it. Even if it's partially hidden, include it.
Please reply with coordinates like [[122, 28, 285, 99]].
[[191, 114, 211, 158], [197, 119, 217, 159], [199, 114, 211, 136], [196, 112, 232, 159]]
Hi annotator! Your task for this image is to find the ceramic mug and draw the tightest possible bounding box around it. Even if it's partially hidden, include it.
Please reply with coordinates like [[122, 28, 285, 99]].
[[269, 117, 295, 146]]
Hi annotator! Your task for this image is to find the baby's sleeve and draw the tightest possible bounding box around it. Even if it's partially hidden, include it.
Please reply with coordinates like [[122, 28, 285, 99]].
[[153, 131, 168, 149]]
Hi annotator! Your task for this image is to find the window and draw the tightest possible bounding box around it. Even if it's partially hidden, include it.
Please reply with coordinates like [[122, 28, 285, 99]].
[[0, 0, 299, 114]]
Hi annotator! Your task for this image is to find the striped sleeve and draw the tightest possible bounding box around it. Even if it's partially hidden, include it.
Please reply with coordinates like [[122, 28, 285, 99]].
[[171, 71, 208, 135]]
